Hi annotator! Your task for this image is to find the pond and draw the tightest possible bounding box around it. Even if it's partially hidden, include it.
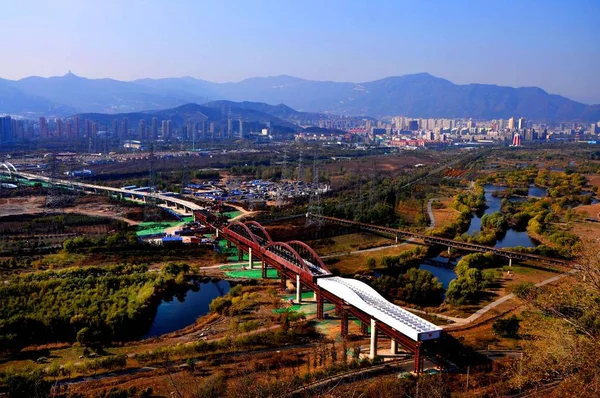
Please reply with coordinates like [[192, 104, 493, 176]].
[[143, 279, 231, 338], [420, 259, 457, 289]]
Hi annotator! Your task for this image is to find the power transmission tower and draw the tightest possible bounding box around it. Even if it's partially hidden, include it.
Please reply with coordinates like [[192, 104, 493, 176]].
[[44, 154, 75, 213], [297, 150, 304, 182], [306, 156, 323, 227], [282, 149, 289, 180], [181, 156, 189, 193], [144, 143, 160, 221]]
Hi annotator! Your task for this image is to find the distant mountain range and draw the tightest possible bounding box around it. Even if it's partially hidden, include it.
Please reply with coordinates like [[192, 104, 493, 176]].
[[1, 72, 599, 122]]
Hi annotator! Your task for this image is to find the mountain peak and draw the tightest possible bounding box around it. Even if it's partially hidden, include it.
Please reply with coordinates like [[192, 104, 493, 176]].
[[62, 70, 81, 79]]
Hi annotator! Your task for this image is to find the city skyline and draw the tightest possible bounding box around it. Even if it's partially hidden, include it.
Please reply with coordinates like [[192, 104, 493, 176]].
[[1, 0, 599, 104]]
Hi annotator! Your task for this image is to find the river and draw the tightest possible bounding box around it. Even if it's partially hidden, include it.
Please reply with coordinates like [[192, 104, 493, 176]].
[[420, 184, 545, 286]]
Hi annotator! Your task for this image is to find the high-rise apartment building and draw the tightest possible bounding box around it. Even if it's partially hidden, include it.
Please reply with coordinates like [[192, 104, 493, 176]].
[[74, 115, 80, 138], [508, 117, 515, 130], [65, 121, 72, 138], [0, 116, 14, 145], [84, 119, 92, 138], [518, 117, 526, 130], [112, 119, 119, 138], [121, 117, 128, 139], [151, 117, 158, 140], [39, 117, 49, 138], [55, 118, 63, 137], [166, 120, 172, 138], [138, 120, 146, 139]]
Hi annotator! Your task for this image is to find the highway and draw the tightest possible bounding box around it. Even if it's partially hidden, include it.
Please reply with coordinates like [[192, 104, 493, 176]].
[[4, 169, 202, 215]]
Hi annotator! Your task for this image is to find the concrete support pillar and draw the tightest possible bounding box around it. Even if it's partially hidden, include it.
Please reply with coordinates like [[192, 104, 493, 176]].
[[261, 260, 266, 279], [447, 246, 451, 255], [295, 275, 301, 303], [395, 235, 398, 243], [414, 341, 423, 375], [369, 318, 378, 359], [341, 309, 348, 337], [391, 339, 398, 354], [509, 258, 512, 267], [316, 289, 324, 320], [216, 229, 219, 238], [248, 247, 253, 269]]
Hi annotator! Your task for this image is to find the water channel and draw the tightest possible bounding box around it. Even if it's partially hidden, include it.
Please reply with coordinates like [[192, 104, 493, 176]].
[[143, 279, 231, 338], [420, 184, 545, 286]]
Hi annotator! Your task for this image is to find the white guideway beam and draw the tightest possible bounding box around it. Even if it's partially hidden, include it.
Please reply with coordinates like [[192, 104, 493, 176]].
[[317, 276, 442, 342]]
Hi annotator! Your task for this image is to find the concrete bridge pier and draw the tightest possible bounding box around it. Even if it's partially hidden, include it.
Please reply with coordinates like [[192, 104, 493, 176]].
[[369, 318, 378, 359], [248, 247, 254, 269], [316, 289, 324, 320], [295, 275, 302, 303], [391, 339, 398, 354], [414, 341, 423, 374], [509, 258, 512, 267], [341, 309, 348, 337]]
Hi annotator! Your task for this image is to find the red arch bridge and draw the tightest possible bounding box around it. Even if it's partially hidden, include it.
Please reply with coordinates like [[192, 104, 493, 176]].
[[195, 212, 442, 374]]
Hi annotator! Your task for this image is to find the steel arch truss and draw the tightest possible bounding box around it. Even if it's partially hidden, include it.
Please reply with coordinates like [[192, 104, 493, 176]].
[[225, 222, 259, 246], [245, 221, 273, 245], [288, 240, 331, 275], [264, 242, 312, 274], [0, 163, 12, 178]]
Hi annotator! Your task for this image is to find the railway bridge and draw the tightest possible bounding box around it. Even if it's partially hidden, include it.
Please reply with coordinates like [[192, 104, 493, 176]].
[[195, 211, 443, 374], [309, 214, 574, 268]]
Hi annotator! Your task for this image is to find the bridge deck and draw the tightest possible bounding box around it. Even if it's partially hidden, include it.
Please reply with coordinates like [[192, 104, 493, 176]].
[[317, 276, 442, 341], [11, 171, 202, 211]]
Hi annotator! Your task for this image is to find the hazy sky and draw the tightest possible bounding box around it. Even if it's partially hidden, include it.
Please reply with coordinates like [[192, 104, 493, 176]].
[[1, 0, 599, 103]]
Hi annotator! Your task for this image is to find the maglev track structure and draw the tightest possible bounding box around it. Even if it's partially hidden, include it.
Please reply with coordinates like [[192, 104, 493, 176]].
[[195, 212, 443, 374]]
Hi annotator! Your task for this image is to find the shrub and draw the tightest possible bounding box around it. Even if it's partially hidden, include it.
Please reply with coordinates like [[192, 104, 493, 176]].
[[492, 315, 521, 337]]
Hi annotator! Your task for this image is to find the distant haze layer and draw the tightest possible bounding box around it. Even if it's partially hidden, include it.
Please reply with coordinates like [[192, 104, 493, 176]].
[[0, 72, 599, 122]]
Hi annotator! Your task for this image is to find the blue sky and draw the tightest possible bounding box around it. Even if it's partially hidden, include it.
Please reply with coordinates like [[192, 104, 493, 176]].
[[1, 0, 599, 103]]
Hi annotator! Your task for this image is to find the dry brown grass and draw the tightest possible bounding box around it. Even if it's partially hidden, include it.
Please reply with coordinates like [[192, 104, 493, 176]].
[[431, 198, 461, 229], [307, 233, 394, 256], [326, 243, 421, 275], [574, 203, 600, 220]]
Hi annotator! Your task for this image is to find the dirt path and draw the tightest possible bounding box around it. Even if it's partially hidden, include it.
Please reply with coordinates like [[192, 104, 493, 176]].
[[412, 269, 577, 326]]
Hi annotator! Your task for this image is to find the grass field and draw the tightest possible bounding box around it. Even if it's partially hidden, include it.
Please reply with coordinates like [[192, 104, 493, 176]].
[[430, 198, 461, 229], [307, 233, 394, 256], [325, 243, 421, 275]]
